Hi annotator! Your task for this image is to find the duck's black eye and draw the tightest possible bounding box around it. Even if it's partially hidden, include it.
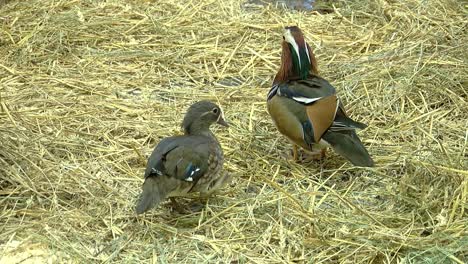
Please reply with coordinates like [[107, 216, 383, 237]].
[[212, 108, 218, 114], [283, 36, 285, 40]]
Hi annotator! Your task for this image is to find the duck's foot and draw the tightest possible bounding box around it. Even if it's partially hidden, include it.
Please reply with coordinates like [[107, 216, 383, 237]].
[[188, 200, 208, 212], [169, 197, 187, 213], [308, 148, 326, 161], [169, 197, 208, 213], [169, 197, 199, 214], [292, 148, 327, 163]]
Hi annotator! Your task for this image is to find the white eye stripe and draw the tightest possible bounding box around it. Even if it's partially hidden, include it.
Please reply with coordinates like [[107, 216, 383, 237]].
[[283, 29, 301, 69], [304, 40, 310, 63], [217, 105, 225, 121]]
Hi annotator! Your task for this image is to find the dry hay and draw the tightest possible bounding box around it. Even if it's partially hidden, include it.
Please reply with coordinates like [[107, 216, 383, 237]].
[[0, 0, 467, 263]]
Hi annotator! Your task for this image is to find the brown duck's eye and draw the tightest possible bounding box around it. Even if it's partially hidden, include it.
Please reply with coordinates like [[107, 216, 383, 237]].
[[283, 36, 285, 40], [212, 108, 219, 114]]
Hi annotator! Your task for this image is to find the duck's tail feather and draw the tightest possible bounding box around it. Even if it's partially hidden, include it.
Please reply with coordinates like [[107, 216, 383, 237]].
[[322, 130, 374, 167], [136, 177, 171, 214]]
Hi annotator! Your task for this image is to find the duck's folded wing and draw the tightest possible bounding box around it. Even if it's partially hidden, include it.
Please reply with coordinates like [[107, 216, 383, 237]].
[[282, 77, 337, 101], [274, 78, 339, 143], [144, 136, 210, 182], [136, 136, 211, 214]]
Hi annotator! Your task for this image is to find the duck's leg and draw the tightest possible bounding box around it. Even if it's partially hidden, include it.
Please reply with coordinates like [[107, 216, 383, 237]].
[[320, 148, 327, 159], [189, 199, 208, 212], [292, 144, 299, 161], [169, 197, 188, 213]]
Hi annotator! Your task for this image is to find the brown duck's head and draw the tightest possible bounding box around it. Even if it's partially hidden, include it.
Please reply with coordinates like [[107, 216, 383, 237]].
[[274, 26, 318, 84], [182, 100, 229, 135]]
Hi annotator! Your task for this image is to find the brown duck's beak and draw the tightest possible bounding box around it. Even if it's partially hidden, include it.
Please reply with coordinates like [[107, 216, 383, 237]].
[[217, 116, 229, 127]]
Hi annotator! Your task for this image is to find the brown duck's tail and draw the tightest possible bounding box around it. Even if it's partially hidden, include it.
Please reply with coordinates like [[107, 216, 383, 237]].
[[136, 177, 171, 214]]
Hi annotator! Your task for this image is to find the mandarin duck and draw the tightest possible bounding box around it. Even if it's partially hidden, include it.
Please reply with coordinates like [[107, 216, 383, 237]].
[[267, 26, 374, 167], [136, 101, 231, 214]]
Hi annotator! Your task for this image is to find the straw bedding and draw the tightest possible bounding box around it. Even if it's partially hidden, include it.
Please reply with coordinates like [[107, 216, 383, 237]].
[[0, 0, 467, 263]]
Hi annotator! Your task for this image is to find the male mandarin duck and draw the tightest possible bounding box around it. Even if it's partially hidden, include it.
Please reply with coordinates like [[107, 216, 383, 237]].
[[267, 26, 374, 167], [136, 101, 231, 214]]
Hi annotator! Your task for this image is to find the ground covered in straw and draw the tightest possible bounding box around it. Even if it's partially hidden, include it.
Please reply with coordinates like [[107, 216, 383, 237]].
[[0, 0, 467, 263]]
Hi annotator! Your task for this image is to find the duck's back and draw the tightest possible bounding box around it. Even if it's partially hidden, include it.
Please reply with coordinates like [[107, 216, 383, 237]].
[[136, 134, 227, 214]]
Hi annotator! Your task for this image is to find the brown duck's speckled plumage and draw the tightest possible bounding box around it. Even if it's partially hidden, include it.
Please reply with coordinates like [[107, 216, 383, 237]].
[[136, 101, 231, 214], [189, 138, 228, 195]]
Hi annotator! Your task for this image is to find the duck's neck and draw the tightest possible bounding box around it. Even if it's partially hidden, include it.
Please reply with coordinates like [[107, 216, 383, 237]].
[[184, 122, 212, 137]]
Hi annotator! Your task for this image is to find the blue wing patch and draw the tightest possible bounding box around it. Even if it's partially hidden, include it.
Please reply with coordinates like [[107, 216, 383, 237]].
[[184, 163, 202, 182]]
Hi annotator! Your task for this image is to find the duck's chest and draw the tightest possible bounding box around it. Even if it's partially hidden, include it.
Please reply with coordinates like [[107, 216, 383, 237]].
[[189, 140, 224, 193], [206, 141, 224, 177]]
